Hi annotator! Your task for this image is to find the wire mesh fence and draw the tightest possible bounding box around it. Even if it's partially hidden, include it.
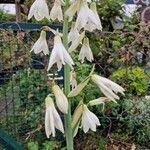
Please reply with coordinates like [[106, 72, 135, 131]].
[[0, 23, 64, 149], [0, 22, 150, 149]]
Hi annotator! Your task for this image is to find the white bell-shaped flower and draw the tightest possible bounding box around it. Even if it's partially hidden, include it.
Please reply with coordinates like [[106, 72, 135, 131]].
[[81, 105, 100, 133], [52, 85, 68, 114], [45, 96, 64, 138], [85, 2, 102, 32], [68, 22, 80, 44], [28, 0, 50, 21], [47, 33, 74, 71], [31, 30, 49, 55], [50, 0, 63, 22], [91, 74, 125, 103], [79, 37, 94, 63], [75, 1, 99, 31], [68, 31, 85, 53], [65, 0, 82, 19]]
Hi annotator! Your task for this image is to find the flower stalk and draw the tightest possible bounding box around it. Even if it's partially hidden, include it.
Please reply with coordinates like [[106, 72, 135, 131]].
[[63, 0, 74, 149]]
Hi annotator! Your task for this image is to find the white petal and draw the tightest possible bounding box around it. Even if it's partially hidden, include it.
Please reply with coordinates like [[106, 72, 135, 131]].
[[47, 47, 57, 71], [28, 0, 50, 21], [49, 109, 55, 137], [56, 93, 68, 114], [68, 23, 80, 44], [31, 38, 42, 54], [52, 85, 68, 114], [68, 31, 85, 53], [31, 31, 49, 55], [89, 2, 102, 31], [28, 1, 36, 20], [99, 76, 125, 95], [89, 97, 108, 106], [52, 106, 64, 133], [50, 0, 63, 21], [79, 37, 94, 63], [82, 105, 100, 133], [82, 112, 91, 133], [56, 60, 63, 71], [97, 81, 119, 102], [86, 109, 100, 126], [42, 40, 49, 55], [85, 22, 97, 32], [45, 109, 51, 138], [75, 5, 88, 31], [78, 46, 86, 63], [63, 47, 74, 68], [65, 0, 81, 18]]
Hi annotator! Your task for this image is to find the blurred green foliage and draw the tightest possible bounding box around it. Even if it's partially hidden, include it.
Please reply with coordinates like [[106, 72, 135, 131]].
[[0, 9, 15, 21], [28, 140, 61, 150], [110, 97, 150, 146], [112, 67, 149, 96]]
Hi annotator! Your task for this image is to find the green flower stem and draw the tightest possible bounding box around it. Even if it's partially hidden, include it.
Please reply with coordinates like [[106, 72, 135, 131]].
[[63, 0, 74, 150]]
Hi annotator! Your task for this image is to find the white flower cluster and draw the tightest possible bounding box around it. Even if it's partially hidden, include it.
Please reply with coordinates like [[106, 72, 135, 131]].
[[45, 84, 69, 138], [70, 73, 125, 136], [29, 0, 103, 69], [28, 0, 63, 21], [28, 0, 125, 139], [67, 0, 102, 63]]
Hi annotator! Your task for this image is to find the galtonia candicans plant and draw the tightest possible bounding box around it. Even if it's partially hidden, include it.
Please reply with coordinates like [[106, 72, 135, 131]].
[[28, 0, 125, 149]]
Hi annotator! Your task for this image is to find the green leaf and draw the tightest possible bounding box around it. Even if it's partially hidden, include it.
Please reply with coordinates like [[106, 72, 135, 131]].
[[68, 78, 90, 97], [28, 142, 39, 150]]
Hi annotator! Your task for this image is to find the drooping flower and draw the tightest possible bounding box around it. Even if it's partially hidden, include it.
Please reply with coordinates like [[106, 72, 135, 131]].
[[50, 0, 63, 22], [68, 22, 80, 44], [88, 97, 109, 111], [45, 96, 64, 138], [85, 2, 102, 31], [81, 105, 100, 133], [47, 33, 74, 71], [88, 97, 109, 106], [91, 74, 125, 103], [28, 0, 50, 21], [68, 31, 85, 53], [65, 0, 82, 19], [31, 30, 49, 55], [78, 37, 94, 63], [75, 1, 99, 31], [52, 84, 68, 114]]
